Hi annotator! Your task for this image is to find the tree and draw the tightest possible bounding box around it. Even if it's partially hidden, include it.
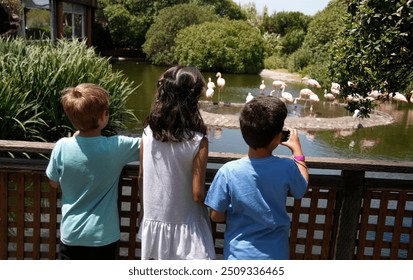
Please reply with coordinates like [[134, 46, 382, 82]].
[[174, 19, 265, 74], [260, 11, 312, 69], [196, 0, 246, 20], [143, 3, 218, 65], [288, 0, 346, 86], [98, 0, 245, 50], [240, 2, 263, 30], [264, 11, 311, 36], [330, 0, 413, 118], [101, 4, 147, 49]]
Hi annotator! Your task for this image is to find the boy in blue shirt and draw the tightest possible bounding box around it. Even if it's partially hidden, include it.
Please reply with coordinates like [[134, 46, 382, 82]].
[[205, 96, 309, 259], [46, 83, 140, 259]]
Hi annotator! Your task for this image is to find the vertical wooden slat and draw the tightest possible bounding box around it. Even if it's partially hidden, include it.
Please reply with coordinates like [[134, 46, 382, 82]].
[[407, 207, 413, 260], [373, 191, 389, 258], [117, 178, 123, 259], [321, 190, 336, 259], [305, 189, 318, 259], [356, 190, 372, 259], [0, 172, 8, 259], [335, 170, 365, 259], [16, 174, 25, 259], [329, 190, 343, 259], [32, 174, 42, 259], [289, 197, 302, 259], [48, 185, 58, 260], [390, 193, 406, 259], [128, 177, 139, 260]]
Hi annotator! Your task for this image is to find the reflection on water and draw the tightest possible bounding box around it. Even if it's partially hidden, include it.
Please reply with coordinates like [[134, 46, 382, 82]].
[[113, 61, 413, 161]]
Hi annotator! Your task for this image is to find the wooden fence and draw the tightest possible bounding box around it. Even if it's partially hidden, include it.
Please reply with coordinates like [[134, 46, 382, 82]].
[[1, 140, 413, 259]]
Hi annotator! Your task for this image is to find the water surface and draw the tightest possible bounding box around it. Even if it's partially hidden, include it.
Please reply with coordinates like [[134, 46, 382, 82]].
[[113, 61, 413, 161]]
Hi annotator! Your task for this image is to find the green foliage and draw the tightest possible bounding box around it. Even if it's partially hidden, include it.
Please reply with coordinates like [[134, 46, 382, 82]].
[[263, 11, 312, 36], [194, 0, 246, 20], [143, 3, 218, 65], [241, 2, 263, 29], [174, 19, 265, 74], [102, 4, 147, 49], [330, 0, 413, 118], [289, 0, 347, 87], [262, 31, 282, 57], [98, 0, 245, 50], [264, 54, 287, 70], [0, 37, 138, 142], [282, 29, 306, 55], [258, 10, 312, 71], [0, 81, 47, 143], [287, 47, 311, 73]]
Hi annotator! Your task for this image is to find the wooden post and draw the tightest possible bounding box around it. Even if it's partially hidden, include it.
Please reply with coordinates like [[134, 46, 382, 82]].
[[334, 170, 365, 259]]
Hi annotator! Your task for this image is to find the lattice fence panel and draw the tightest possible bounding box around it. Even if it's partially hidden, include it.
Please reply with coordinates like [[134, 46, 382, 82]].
[[2, 171, 60, 259], [356, 190, 413, 259], [288, 186, 342, 260]]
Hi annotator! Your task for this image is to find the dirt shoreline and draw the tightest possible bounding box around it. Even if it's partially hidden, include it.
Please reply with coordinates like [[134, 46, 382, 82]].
[[259, 69, 303, 83], [200, 107, 394, 131]]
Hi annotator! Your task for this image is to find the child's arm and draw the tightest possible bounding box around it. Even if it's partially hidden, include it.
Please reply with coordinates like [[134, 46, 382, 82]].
[[281, 128, 309, 183], [192, 137, 208, 205], [210, 209, 226, 222], [138, 139, 144, 224]]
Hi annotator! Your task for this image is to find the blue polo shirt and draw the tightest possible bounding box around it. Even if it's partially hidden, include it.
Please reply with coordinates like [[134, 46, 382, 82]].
[[205, 156, 307, 259]]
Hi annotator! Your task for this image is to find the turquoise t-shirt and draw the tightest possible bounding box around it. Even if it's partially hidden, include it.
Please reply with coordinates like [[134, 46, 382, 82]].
[[46, 135, 140, 246], [205, 156, 307, 259]]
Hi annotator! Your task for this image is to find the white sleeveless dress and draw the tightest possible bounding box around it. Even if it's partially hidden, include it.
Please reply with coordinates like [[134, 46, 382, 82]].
[[138, 126, 216, 260]]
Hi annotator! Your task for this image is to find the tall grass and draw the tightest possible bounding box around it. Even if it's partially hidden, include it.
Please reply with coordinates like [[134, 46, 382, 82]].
[[0, 37, 138, 143]]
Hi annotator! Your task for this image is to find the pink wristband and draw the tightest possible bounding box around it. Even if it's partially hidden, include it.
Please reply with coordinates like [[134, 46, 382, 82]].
[[294, 155, 305, 161]]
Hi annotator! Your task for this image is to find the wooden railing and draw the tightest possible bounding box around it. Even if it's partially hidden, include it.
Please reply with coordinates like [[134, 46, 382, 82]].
[[1, 140, 413, 260]]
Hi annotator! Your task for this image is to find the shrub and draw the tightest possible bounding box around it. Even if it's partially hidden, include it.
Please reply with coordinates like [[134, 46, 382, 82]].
[[143, 3, 218, 65], [174, 19, 265, 74], [264, 54, 287, 70], [0, 37, 138, 143]]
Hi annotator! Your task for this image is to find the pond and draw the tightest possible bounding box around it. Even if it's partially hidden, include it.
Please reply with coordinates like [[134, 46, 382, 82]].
[[113, 61, 413, 162]]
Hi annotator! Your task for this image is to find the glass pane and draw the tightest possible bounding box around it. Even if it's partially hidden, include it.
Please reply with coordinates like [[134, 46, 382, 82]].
[[74, 14, 83, 38], [25, 8, 51, 39], [63, 13, 73, 38]]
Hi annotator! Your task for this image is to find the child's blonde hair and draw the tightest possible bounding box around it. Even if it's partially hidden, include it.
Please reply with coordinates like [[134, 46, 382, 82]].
[[60, 83, 109, 132]]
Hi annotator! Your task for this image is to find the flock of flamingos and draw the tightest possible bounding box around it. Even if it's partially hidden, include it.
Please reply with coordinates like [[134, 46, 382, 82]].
[[205, 72, 413, 112]]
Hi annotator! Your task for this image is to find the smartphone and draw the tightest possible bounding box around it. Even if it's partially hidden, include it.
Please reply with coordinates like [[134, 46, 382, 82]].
[[281, 130, 290, 142]]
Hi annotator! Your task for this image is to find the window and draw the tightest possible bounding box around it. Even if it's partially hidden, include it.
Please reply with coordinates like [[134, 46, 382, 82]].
[[23, 0, 51, 39], [63, 2, 85, 39]]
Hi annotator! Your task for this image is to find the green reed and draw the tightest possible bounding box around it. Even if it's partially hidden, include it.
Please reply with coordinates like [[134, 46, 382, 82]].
[[0, 37, 138, 145]]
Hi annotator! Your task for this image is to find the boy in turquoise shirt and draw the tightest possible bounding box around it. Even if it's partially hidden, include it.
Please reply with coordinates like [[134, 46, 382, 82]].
[[46, 83, 140, 259]]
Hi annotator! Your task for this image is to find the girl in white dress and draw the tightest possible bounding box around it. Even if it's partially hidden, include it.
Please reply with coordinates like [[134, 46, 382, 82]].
[[137, 66, 216, 260]]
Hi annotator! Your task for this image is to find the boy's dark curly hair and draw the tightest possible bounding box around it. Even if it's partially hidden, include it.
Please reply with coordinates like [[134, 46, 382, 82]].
[[240, 96, 287, 149]]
